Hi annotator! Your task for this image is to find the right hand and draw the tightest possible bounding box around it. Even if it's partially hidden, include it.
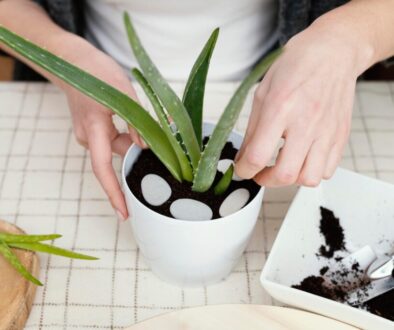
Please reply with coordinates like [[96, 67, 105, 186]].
[[62, 40, 146, 221]]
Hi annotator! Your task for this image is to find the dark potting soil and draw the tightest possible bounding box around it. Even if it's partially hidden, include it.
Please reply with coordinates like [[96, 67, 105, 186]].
[[318, 207, 346, 258], [292, 207, 394, 322], [292, 262, 365, 302], [292, 275, 348, 301], [126, 141, 260, 219]]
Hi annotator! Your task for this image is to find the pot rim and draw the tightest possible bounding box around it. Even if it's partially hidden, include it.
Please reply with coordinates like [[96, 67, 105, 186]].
[[121, 121, 264, 225]]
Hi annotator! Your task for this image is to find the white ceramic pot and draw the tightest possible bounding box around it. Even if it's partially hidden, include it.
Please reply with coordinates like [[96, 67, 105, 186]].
[[122, 122, 264, 287]]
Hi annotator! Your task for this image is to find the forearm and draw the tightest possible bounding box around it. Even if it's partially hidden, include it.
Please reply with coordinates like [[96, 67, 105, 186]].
[[309, 0, 394, 75], [0, 0, 92, 89]]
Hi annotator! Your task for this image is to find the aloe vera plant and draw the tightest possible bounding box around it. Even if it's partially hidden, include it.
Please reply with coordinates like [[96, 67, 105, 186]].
[[0, 14, 281, 195], [0, 232, 97, 285]]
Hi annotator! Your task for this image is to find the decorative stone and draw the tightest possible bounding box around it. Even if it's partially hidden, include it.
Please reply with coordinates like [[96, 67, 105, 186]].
[[170, 199, 213, 221], [219, 188, 250, 217], [217, 159, 243, 181], [141, 174, 171, 206]]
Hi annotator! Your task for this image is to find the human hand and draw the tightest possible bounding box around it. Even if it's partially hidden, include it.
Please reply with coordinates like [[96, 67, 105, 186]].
[[62, 41, 146, 221], [235, 18, 373, 187]]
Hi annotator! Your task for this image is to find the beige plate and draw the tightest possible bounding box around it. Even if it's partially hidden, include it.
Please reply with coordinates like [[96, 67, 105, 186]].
[[0, 219, 39, 330], [126, 304, 360, 330]]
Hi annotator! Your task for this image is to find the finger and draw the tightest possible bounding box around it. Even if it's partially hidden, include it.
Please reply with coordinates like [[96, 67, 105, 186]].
[[323, 117, 350, 181], [323, 124, 350, 179], [236, 70, 273, 161], [75, 135, 88, 149], [323, 143, 344, 179], [323, 83, 354, 179], [87, 123, 129, 221], [129, 126, 148, 149], [111, 133, 132, 156], [120, 83, 148, 149], [297, 138, 333, 187], [234, 99, 286, 179], [253, 129, 312, 187], [72, 120, 89, 149]]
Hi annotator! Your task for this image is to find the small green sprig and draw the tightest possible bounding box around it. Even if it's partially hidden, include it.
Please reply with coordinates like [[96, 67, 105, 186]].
[[214, 164, 234, 196], [0, 232, 98, 286]]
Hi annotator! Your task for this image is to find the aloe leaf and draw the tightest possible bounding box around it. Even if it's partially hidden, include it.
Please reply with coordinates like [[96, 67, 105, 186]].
[[183, 28, 219, 148], [0, 26, 182, 182], [132, 68, 193, 182], [0, 241, 42, 286], [0, 233, 61, 243], [192, 48, 283, 192], [124, 13, 201, 170], [9, 242, 98, 260], [214, 164, 233, 195]]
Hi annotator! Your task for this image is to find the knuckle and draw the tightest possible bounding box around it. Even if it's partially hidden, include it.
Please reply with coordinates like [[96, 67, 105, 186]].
[[265, 88, 286, 103], [266, 88, 292, 107], [296, 106, 323, 129], [253, 87, 265, 104], [268, 100, 293, 122], [245, 150, 268, 169], [73, 129, 86, 146], [91, 160, 108, 176], [294, 116, 315, 134], [275, 169, 297, 185]]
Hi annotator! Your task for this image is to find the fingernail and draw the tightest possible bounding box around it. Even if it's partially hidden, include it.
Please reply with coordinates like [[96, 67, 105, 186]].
[[141, 137, 148, 147], [115, 209, 127, 222], [141, 139, 148, 149]]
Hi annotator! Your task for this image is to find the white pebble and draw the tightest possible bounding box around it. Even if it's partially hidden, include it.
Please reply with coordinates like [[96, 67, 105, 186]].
[[141, 174, 171, 206], [219, 188, 250, 217], [170, 199, 212, 221], [217, 159, 243, 181]]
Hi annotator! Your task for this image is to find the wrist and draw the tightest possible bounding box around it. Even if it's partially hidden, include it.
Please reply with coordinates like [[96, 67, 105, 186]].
[[310, 9, 376, 77], [45, 32, 97, 91]]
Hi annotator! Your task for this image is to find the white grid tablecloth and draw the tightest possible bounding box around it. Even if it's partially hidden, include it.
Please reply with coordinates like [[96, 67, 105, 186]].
[[0, 81, 394, 329]]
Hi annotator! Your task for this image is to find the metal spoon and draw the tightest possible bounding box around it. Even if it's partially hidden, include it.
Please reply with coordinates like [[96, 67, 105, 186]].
[[367, 255, 393, 280], [346, 255, 393, 306]]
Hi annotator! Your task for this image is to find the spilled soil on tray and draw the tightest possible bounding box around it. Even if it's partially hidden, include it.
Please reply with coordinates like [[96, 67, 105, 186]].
[[292, 207, 394, 322]]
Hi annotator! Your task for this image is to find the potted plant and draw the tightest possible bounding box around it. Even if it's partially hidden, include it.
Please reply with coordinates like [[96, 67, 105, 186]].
[[0, 14, 282, 286]]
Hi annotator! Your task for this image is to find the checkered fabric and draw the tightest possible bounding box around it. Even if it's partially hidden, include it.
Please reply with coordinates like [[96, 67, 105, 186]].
[[0, 82, 393, 329]]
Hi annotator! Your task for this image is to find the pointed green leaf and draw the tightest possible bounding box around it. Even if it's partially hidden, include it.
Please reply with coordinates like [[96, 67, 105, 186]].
[[0, 26, 182, 182], [132, 69, 193, 182], [124, 13, 201, 170], [193, 48, 283, 192], [0, 233, 61, 243], [214, 164, 234, 195], [9, 242, 98, 260], [0, 241, 42, 286], [183, 28, 219, 148]]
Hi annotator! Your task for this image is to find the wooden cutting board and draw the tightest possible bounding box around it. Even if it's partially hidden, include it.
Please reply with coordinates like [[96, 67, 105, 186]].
[[0, 219, 39, 330], [127, 304, 359, 330]]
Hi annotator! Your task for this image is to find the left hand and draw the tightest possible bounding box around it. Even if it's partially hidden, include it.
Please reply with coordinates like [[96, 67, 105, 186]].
[[235, 18, 372, 187]]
